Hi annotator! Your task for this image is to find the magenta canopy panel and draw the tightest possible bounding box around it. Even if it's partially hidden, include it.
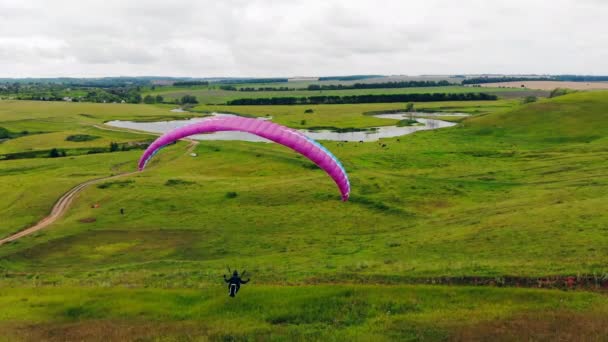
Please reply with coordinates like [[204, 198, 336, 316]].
[[138, 116, 350, 201]]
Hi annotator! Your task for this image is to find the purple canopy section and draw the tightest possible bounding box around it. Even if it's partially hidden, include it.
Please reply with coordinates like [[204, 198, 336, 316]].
[[138, 116, 350, 201]]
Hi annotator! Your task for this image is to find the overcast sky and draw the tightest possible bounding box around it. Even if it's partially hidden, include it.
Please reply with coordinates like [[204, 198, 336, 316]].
[[0, 0, 607, 78]]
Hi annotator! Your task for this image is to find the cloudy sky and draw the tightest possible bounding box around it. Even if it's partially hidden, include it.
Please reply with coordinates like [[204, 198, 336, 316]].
[[0, 0, 606, 77]]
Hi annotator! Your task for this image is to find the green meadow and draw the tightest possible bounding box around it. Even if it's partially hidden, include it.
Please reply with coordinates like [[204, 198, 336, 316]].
[[1, 91, 608, 340]]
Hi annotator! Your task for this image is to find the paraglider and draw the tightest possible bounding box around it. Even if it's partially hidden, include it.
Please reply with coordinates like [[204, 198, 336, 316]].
[[138, 116, 350, 201], [224, 269, 250, 297]]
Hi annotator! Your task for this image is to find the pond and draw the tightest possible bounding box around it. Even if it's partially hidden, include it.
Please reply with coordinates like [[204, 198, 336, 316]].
[[105, 112, 459, 142]]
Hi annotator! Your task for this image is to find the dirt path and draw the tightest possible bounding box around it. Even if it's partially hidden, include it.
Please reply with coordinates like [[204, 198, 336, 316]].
[[0, 126, 199, 246], [0, 172, 136, 246]]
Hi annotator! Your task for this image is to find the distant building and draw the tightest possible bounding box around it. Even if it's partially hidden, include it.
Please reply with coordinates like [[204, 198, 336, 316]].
[[63, 97, 72, 102], [288, 77, 319, 82], [152, 80, 175, 86]]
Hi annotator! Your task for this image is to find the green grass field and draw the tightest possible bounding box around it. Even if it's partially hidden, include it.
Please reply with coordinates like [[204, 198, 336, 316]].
[[1, 92, 607, 340], [194, 100, 516, 129]]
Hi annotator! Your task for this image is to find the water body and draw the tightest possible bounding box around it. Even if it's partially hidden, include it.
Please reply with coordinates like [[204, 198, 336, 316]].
[[106, 112, 458, 142]]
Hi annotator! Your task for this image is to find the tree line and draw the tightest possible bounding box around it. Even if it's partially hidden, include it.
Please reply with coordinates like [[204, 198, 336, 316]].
[[554, 75, 608, 82], [173, 81, 209, 87], [462, 77, 552, 85], [221, 80, 454, 92], [307, 80, 453, 90], [318, 75, 381, 81], [227, 93, 498, 105]]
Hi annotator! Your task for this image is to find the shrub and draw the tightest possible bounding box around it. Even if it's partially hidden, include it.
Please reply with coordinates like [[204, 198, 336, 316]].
[[396, 119, 419, 127], [66, 134, 100, 142], [97, 180, 134, 189], [549, 88, 571, 98], [49, 148, 61, 158], [165, 179, 196, 186], [225, 191, 238, 199]]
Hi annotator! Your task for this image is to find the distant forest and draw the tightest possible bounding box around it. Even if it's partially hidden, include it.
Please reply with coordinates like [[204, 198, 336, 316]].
[[462, 77, 553, 85], [236, 80, 454, 92], [318, 75, 382, 81], [227, 93, 498, 105], [463, 75, 608, 84], [307, 80, 454, 90]]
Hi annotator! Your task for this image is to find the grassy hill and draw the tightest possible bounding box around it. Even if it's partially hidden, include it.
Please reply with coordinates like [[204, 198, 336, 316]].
[[1, 92, 607, 339]]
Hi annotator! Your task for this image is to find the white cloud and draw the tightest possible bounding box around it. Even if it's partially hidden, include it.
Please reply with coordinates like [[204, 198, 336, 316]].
[[0, 0, 606, 77]]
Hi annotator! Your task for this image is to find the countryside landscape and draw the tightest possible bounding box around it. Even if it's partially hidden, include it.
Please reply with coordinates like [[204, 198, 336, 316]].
[[1, 1, 608, 341]]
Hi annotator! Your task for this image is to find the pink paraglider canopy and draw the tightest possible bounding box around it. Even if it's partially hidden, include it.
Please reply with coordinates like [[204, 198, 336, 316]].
[[138, 116, 350, 201]]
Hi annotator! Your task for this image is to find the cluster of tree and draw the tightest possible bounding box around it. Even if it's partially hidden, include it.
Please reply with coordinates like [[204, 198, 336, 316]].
[[219, 85, 238, 91], [173, 81, 209, 87], [81, 87, 142, 103], [179, 95, 198, 104], [307, 80, 453, 91], [0, 83, 70, 100], [318, 75, 382, 81], [0, 127, 27, 139], [549, 88, 573, 98], [462, 77, 552, 85], [49, 148, 67, 158], [65, 134, 100, 142], [143, 95, 165, 104], [50, 142, 134, 158], [227, 93, 497, 105], [0, 82, 145, 103]]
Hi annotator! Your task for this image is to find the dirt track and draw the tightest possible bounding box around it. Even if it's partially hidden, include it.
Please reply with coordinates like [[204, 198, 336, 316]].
[[0, 126, 199, 246], [0, 172, 137, 246]]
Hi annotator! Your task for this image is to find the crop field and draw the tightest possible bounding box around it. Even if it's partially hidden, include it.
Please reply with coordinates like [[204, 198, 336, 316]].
[[1, 91, 608, 340], [144, 85, 528, 104], [480, 81, 608, 91]]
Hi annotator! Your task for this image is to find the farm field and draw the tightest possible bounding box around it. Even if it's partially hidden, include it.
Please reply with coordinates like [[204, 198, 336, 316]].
[[1, 91, 608, 340], [480, 80, 608, 91]]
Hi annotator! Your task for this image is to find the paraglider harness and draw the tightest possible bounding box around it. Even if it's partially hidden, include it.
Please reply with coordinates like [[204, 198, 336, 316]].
[[224, 267, 250, 297]]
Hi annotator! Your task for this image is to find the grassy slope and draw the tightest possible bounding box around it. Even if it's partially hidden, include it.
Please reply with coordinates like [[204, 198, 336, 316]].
[[3, 92, 606, 279], [1, 286, 607, 341], [1, 93, 608, 339]]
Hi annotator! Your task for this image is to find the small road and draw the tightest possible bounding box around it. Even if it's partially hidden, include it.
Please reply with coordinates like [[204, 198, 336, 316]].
[[0, 125, 199, 246], [0, 172, 136, 246]]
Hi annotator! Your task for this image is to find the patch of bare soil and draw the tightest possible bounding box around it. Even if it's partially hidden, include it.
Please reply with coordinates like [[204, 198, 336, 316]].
[[451, 311, 608, 342], [2, 321, 212, 342]]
